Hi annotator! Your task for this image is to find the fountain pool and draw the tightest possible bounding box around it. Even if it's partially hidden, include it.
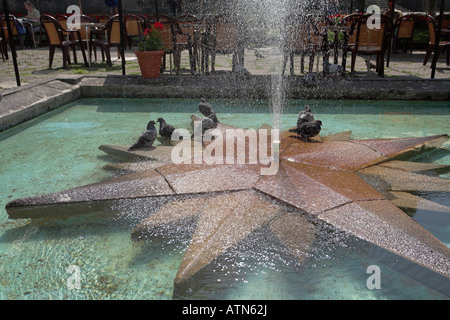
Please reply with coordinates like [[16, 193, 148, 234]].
[[0, 98, 449, 300]]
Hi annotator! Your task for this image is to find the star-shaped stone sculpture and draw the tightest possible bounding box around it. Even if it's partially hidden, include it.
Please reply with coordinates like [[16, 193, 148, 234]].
[[5, 122, 450, 288]]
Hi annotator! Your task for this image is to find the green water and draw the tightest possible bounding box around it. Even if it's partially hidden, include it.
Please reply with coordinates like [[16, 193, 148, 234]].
[[0, 98, 449, 300]]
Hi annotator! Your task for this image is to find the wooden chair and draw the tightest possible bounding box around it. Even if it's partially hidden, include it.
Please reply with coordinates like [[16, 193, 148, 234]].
[[40, 14, 88, 68], [0, 23, 8, 61], [1, 14, 25, 49], [392, 14, 417, 54], [177, 14, 201, 73], [97, 15, 111, 25], [145, 14, 193, 74], [125, 14, 144, 49], [339, 13, 363, 68], [90, 15, 124, 67], [202, 14, 244, 74], [423, 15, 450, 66], [437, 14, 450, 32], [349, 14, 393, 77], [282, 14, 331, 75], [56, 15, 71, 40]]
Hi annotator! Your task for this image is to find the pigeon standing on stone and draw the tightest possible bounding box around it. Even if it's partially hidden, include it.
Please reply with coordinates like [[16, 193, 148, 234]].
[[297, 105, 315, 127], [157, 117, 176, 139], [198, 98, 214, 117], [290, 120, 322, 142], [192, 112, 219, 139], [202, 112, 219, 131], [128, 120, 157, 151]]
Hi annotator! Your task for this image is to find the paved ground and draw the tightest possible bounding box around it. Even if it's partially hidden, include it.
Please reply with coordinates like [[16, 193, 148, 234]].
[[1, 42, 449, 90]]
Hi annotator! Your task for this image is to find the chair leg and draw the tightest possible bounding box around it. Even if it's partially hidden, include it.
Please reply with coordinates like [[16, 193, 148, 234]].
[[281, 54, 288, 76], [211, 52, 216, 74], [351, 52, 357, 74], [62, 47, 69, 68], [105, 47, 112, 67], [72, 45, 77, 64], [446, 47, 450, 66], [300, 53, 305, 74], [174, 50, 181, 75], [188, 48, 195, 74], [309, 53, 315, 73], [287, 53, 293, 76], [378, 53, 385, 77], [49, 46, 55, 68], [423, 45, 434, 65]]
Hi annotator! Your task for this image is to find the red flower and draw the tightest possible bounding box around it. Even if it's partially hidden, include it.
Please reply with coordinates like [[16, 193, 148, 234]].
[[143, 28, 152, 36], [154, 21, 164, 30]]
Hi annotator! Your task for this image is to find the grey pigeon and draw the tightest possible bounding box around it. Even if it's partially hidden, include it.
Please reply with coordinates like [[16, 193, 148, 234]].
[[202, 112, 219, 131], [128, 120, 157, 151], [297, 105, 315, 126], [157, 117, 175, 139], [290, 120, 322, 142], [323, 61, 343, 75], [192, 112, 219, 139], [254, 49, 265, 59], [199, 98, 214, 117]]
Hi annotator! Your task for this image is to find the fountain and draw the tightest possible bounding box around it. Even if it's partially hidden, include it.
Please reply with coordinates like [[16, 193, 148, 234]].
[[1, 0, 450, 300]]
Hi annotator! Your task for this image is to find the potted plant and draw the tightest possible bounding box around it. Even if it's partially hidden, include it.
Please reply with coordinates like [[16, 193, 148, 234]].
[[135, 21, 165, 79]]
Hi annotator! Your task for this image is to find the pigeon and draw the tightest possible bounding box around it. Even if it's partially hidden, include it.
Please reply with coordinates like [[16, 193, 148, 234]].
[[198, 98, 214, 117], [323, 61, 343, 75], [157, 117, 175, 139], [297, 105, 315, 126], [192, 112, 219, 139], [202, 112, 219, 131], [254, 49, 265, 59], [128, 120, 157, 151], [234, 63, 251, 75], [290, 120, 322, 142]]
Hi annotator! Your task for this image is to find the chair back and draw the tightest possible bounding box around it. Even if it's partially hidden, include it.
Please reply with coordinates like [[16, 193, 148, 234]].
[[40, 15, 64, 45], [105, 15, 122, 44], [353, 14, 392, 53], [177, 14, 199, 45], [437, 14, 450, 30], [340, 13, 363, 46], [77, 15, 96, 41], [1, 15, 19, 38], [283, 14, 309, 52], [395, 15, 416, 39], [56, 15, 70, 39], [97, 15, 110, 25], [206, 15, 241, 53], [146, 14, 178, 51], [308, 15, 331, 47], [125, 14, 143, 37], [427, 15, 437, 45]]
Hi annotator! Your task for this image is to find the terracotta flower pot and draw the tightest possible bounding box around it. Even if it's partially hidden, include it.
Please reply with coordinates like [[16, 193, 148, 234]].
[[135, 50, 165, 79]]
